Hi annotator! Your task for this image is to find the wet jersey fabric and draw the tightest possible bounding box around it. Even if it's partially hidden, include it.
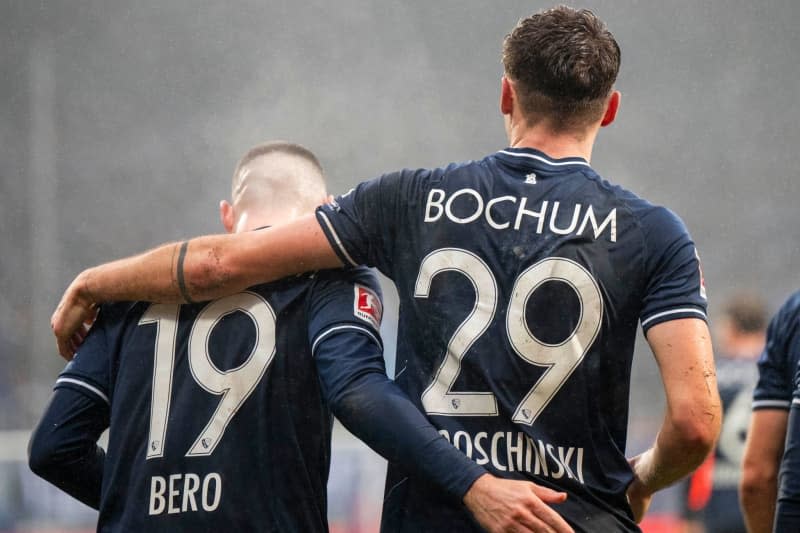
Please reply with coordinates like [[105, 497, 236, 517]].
[[53, 268, 384, 532], [760, 291, 800, 530], [753, 291, 800, 412], [316, 147, 707, 532]]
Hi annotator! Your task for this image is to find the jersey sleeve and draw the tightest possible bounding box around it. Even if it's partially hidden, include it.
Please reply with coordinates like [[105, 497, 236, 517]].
[[28, 387, 108, 509], [315, 169, 430, 278], [307, 267, 384, 358], [308, 267, 386, 403], [638, 206, 708, 333], [54, 307, 112, 407], [752, 293, 800, 410], [774, 363, 800, 529], [308, 267, 487, 501]]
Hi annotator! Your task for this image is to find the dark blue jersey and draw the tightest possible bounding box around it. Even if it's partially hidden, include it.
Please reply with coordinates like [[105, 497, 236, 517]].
[[763, 291, 800, 530], [54, 268, 385, 532], [316, 147, 708, 532], [753, 291, 800, 412]]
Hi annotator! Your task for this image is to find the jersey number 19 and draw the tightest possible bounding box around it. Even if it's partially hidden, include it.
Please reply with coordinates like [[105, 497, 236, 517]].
[[138, 292, 277, 459]]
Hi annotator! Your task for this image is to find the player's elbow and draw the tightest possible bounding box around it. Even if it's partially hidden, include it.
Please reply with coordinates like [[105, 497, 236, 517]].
[[670, 407, 720, 464], [326, 378, 371, 421], [28, 428, 61, 480], [679, 429, 716, 468], [740, 459, 778, 505]]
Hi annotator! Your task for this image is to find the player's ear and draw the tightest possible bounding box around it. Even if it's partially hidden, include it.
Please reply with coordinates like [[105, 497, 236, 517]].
[[500, 76, 514, 116], [220, 200, 235, 233], [600, 90, 620, 127]]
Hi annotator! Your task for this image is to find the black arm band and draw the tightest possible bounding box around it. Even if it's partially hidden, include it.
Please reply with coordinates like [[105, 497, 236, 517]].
[[176, 241, 196, 304]]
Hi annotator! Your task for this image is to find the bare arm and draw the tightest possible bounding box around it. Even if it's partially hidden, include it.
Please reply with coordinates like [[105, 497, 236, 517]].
[[739, 409, 788, 533], [626, 318, 721, 522], [52, 213, 342, 359]]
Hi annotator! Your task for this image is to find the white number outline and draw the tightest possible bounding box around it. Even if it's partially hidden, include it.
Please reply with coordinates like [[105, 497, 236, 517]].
[[139, 304, 180, 459], [415, 248, 499, 416], [139, 292, 277, 459], [507, 257, 602, 424], [186, 292, 276, 456], [415, 250, 603, 425]]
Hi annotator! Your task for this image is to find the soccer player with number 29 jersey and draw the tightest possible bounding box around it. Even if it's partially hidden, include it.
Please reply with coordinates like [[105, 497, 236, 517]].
[[51, 7, 722, 532]]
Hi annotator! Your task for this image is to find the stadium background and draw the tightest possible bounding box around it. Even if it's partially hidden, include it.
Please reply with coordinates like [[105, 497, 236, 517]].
[[1, 0, 798, 530]]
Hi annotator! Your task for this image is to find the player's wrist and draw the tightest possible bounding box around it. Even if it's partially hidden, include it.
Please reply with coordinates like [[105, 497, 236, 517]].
[[454, 464, 493, 504], [72, 269, 99, 310], [462, 473, 493, 506], [627, 451, 657, 497], [626, 476, 651, 499]]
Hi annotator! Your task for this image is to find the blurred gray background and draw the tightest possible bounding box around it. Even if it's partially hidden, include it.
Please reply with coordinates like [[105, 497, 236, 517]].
[[0, 0, 798, 526]]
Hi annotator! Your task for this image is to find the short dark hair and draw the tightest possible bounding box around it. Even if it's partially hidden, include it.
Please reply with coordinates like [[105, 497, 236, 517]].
[[502, 6, 621, 131], [233, 140, 323, 180], [723, 293, 768, 333]]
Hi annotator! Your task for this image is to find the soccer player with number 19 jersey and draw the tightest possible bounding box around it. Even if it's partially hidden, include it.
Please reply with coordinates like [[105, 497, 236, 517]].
[[51, 7, 722, 532], [30, 143, 494, 532]]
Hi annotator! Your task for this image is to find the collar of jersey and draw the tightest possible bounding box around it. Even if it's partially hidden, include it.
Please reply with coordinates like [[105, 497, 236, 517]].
[[495, 147, 590, 171]]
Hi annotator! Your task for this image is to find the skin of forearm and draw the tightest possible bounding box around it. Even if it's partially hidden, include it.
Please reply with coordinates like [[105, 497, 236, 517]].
[[742, 489, 777, 533], [634, 415, 716, 494], [634, 320, 721, 499], [76, 215, 339, 306], [76, 235, 249, 304], [739, 409, 788, 533], [77, 241, 186, 304], [740, 466, 779, 533], [79, 233, 261, 304]]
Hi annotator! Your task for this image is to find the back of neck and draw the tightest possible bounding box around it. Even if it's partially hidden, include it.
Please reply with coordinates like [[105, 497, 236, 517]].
[[507, 122, 598, 162]]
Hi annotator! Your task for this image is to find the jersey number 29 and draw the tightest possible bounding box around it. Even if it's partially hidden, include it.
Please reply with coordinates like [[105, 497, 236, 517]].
[[415, 249, 602, 425]]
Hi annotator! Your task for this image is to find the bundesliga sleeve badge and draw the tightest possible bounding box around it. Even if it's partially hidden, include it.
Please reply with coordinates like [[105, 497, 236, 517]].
[[695, 248, 707, 300], [354, 284, 383, 330]]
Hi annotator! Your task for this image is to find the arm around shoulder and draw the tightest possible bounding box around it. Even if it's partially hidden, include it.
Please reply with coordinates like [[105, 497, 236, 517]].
[[52, 214, 342, 359]]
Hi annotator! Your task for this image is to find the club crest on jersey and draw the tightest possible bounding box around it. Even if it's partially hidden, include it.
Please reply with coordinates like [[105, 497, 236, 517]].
[[354, 284, 382, 329]]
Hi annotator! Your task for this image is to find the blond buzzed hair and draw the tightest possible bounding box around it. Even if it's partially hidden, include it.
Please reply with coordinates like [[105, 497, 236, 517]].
[[231, 141, 327, 213]]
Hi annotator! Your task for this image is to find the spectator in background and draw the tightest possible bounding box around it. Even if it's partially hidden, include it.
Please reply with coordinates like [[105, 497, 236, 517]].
[[741, 290, 800, 532], [684, 293, 767, 533]]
